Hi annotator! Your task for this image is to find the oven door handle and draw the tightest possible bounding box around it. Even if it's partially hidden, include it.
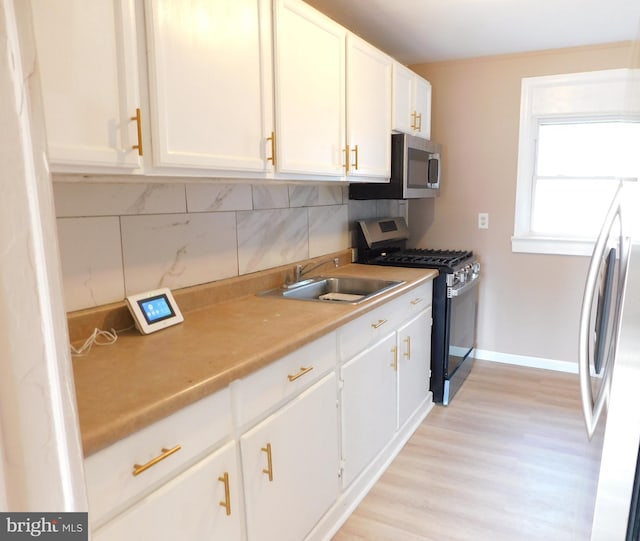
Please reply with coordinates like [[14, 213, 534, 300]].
[[448, 276, 480, 298]]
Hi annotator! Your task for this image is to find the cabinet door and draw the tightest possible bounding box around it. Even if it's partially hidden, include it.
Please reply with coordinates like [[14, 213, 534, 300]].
[[93, 441, 242, 541], [340, 333, 397, 487], [274, 0, 346, 176], [31, 0, 141, 172], [414, 76, 432, 140], [145, 0, 273, 171], [346, 34, 392, 180], [241, 373, 339, 541], [397, 308, 432, 428], [391, 62, 415, 135]]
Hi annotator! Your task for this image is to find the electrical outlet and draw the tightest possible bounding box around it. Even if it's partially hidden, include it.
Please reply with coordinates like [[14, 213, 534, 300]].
[[478, 213, 489, 229]]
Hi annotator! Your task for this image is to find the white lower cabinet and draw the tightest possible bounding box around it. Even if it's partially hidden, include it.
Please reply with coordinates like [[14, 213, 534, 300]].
[[87, 280, 434, 541], [340, 333, 398, 487], [85, 388, 233, 530], [241, 373, 340, 541], [397, 308, 432, 428], [338, 285, 434, 490], [93, 440, 242, 541]]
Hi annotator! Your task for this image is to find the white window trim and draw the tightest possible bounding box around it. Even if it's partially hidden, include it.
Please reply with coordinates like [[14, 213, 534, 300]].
[[512, 68, 640, 256]]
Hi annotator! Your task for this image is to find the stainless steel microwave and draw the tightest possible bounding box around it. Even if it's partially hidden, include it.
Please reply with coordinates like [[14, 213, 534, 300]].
[[349, 133, 441, 200]]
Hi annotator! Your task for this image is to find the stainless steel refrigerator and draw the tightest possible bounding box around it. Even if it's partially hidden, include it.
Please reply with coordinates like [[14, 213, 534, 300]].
[[579, 183, 640, 540]]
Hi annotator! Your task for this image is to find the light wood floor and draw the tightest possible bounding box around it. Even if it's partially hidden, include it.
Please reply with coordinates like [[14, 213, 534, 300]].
[[333, 360, 605, 541]]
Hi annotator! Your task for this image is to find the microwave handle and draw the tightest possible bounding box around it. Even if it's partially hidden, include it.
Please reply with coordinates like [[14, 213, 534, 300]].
[[427, 156, 440, 187]]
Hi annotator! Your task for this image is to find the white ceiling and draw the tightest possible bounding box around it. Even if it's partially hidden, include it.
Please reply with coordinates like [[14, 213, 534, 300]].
[[303, 0, 640, 64]]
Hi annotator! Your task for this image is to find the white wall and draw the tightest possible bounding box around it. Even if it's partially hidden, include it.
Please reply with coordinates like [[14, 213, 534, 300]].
[[0, 0, 86, 511]]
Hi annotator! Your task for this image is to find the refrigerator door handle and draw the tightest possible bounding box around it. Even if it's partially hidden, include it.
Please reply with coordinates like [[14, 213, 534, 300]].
[[578, 185, 630, 439]]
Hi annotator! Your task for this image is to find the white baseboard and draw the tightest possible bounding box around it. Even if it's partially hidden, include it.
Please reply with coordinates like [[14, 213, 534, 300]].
[[473, 348, 578, 374]]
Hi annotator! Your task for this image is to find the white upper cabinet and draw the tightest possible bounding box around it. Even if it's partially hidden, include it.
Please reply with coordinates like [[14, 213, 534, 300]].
[[32, 0, 417, 181], [144, 0, 273, 173], [273, 0, 346, 177], [392, 62, 432, 140], [346, 34, 392, 180], [31, 0, 142, 172]]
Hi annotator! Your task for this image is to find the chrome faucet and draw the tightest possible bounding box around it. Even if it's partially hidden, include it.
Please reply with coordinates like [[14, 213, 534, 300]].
[[292, 257, 340, 284]]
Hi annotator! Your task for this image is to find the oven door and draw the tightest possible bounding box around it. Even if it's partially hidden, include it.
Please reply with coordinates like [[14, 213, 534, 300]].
[[444, 276, 479, 404]]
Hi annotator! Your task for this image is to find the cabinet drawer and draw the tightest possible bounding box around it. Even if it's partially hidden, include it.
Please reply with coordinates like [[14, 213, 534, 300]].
[[337, 281, 432, 362], [93, 441, 242, 541], [234, 332, 336, 429], [85, 387, 232, 529], [402, 281, 433, 317]]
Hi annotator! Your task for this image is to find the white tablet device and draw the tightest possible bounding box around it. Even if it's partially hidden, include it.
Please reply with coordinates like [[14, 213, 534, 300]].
[[126, 288, 184, 335]]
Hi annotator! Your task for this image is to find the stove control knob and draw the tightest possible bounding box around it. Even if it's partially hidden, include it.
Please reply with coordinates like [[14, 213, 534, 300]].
[[458, 269, 467, 283], [472, 262, 481, 275]]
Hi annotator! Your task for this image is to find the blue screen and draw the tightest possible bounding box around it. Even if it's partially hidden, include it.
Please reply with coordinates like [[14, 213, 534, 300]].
[[137, 294, 175, 325]]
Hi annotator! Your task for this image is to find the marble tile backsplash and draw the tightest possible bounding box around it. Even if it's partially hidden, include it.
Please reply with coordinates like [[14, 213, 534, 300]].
[[54, 179, 406, 312]]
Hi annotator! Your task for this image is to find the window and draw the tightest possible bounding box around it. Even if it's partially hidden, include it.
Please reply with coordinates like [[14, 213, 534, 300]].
[[512, 69, 640, 256], [532, 119, 640, 237]]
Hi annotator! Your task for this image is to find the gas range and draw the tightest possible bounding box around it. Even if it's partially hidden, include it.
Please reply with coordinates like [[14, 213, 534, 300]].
[[355, 216, 477, 271], [355, 217, 480, 405]]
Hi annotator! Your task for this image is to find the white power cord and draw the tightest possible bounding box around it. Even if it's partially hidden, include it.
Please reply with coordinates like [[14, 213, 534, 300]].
[[70, 327, 120, 357]]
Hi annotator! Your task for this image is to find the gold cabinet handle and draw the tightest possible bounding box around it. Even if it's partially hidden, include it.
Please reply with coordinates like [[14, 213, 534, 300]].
[[218, 472, 231, 516], [410, 110, 417, 130], [404, 336, 411, 360], [417, 112, 423, 132], [390, 346, 398, 372], [343, 145, 350, 173], [288, 366, 314, 382], [267, 131, 276, 166], [261, 443, 273, 481], [132, 444, 181, 476], [410, 297, 423, 305], [351, 144, 359, 170], [371, 319, 387, 329], [130, 107, 143, 156]]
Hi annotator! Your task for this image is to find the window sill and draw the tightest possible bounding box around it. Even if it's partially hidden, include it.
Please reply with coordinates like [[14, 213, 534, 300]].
[[511, 235, 596, 256]]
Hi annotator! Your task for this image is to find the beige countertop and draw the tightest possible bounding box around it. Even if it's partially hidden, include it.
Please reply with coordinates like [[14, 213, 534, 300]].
[[71, 262, 437, 456]]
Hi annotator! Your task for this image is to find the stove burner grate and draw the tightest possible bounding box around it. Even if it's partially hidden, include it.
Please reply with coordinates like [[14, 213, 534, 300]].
[[374, 249, 473, 269]]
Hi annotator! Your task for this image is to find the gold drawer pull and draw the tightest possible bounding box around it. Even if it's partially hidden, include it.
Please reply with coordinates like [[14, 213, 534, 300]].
[[132, 445, 181, 476], [404, 336, 411, 360], [261, 443, 274, 481], [218, 472, 231, 516], [288, 366, 314, 382], [130, 107, 143, 156], [410, 298, 423, 305], [343, 145, 350, 173], [417, 112, 423, 132], [390, 346, 398, 372], [371, 319, 387, 329], [410, 111, 418, 130]]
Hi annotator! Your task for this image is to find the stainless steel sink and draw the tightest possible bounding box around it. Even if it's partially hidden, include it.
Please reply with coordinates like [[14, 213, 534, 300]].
[[258, 276, 404, 304]]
